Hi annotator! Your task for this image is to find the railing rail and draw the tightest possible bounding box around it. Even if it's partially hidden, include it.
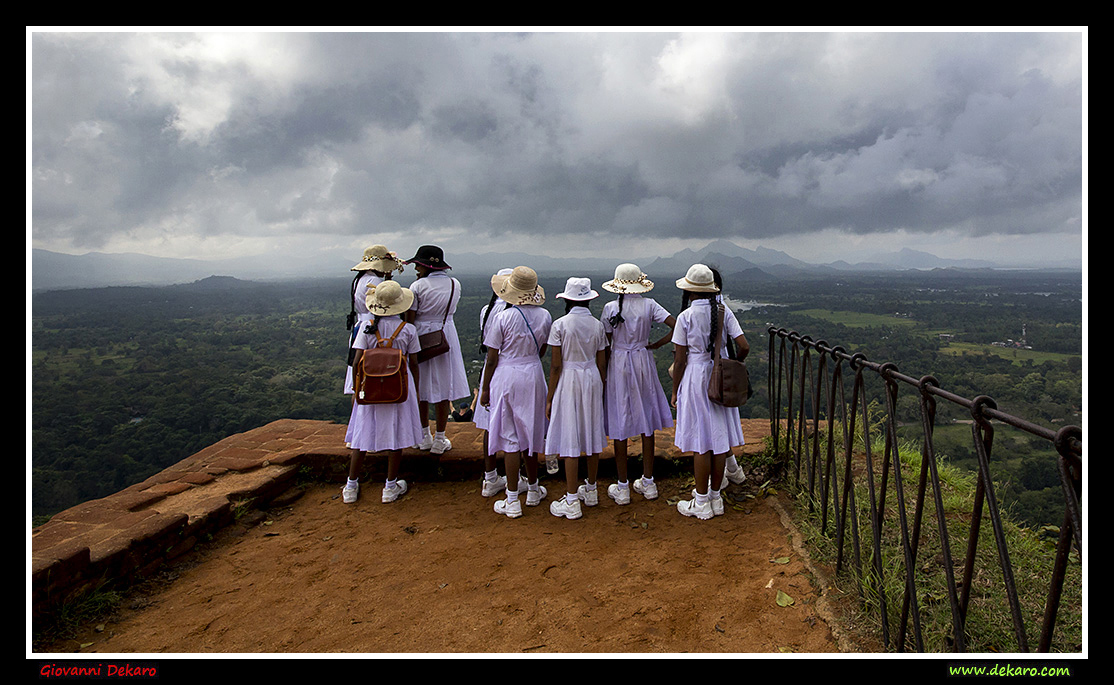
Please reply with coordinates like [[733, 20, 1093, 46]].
[[766, 327, 1082, 653]]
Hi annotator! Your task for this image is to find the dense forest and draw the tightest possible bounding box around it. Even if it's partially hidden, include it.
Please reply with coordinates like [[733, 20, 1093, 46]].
[[30, 267, 1082, 530]]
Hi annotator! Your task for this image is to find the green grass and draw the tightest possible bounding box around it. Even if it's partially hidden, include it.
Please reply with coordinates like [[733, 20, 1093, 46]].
[[791, 309, 919, 328], [782, 431, 1082, 653], [32, 586, 123, 651], [939, 342, 1081, 365]]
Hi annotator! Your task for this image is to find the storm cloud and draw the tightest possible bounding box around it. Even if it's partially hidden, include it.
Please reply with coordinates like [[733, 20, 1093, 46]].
[[29, 30, 1084, 265]]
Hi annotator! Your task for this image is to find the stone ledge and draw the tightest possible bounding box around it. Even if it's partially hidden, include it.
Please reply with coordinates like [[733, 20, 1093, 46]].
[[31, 417, 773, 629]]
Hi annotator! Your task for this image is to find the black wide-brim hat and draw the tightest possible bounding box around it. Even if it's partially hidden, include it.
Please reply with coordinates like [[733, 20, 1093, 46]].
[[404, 245, 452, 270]]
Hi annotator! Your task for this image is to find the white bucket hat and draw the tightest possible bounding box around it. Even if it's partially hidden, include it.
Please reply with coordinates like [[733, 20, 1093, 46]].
[[351, 244, 405, 273], [365, 280, 415, 316], [602, 263, 654, 294], [556, 277, 599, 302], [492, 266, 546, 305], [676, 264, 719, 292]]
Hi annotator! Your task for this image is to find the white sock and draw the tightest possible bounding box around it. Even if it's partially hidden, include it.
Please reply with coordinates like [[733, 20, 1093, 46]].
[[695, 491, 710, 505], [435, 431, 446, 440], [617, 480, 629, 488], [566, 493, 578, 505], [726, 455, 739, 472], [484, 470, 498, 481], [642, 475, 654, 483], [347, 478, 359, 488], [583, 480, 596, 491], [710, 487, 721, 500], [386, 478, 397, 489]]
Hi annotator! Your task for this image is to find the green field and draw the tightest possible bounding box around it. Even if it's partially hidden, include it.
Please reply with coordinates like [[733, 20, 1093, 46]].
[[940, 341, 1081, 365], [790, 308, 918, 328]]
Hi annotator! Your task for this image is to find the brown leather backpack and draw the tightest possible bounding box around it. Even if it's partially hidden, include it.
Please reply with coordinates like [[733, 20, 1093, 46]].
[[708, 304, 751, 407], [354, 324, 409, 405]]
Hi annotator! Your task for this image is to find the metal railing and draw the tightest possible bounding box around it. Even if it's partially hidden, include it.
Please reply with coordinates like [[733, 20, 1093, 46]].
[[766, 328, 1083, 653]]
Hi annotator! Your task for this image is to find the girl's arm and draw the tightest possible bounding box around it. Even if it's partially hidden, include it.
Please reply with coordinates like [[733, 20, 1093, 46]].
[[596, 348, 607, 383], [735, 333, 750, 360], [546, 345, 563, 419], [670, 343, 688, 408], [480, 347, 499, 407], [648, 315, 677, 350], [409, 353, 420, 389]]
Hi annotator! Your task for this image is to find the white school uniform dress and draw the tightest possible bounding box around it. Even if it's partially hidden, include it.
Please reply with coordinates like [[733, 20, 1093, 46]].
[[344, 316, 424, 452], [473, 299, 509, 432], [483, 304, 552, 456], [344, 272, 384, 395], [544, 308, 608, 458], [601, 294, 674, 440], [671, 299, 746, 455], [408, 271, 470, 403]]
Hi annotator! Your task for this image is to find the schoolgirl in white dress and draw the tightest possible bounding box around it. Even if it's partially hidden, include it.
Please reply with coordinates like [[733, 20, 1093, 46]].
[[404, 245, 470, 455], [344, 245, 404, 395], [476, 268, 512, 498], [599, 264, 676, 505], [545, 278, 609, 520], [342, 280, 423, 505], [670, 264, 750, 520], [479, 266, 552, 519]]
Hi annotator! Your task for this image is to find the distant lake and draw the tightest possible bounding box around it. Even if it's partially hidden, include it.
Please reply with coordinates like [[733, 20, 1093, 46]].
[[722, 295, 785, 312]]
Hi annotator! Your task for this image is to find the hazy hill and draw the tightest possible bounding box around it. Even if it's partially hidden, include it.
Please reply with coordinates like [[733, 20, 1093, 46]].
[[30, 240, 1080, 292]]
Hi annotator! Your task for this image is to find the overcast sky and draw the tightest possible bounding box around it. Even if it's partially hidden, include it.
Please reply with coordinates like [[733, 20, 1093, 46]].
[[28, 29, 1086, 269]]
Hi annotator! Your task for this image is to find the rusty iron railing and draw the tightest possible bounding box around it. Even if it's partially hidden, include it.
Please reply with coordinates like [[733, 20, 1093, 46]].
[[766, 328, 1082, 653]]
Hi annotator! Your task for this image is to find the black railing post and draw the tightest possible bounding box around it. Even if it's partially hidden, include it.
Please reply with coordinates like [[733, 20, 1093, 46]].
[[763, 328, 1081, 653]]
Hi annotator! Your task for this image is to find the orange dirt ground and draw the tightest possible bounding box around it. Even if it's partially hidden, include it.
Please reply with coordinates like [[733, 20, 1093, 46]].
[[37, 472, 845, 656]]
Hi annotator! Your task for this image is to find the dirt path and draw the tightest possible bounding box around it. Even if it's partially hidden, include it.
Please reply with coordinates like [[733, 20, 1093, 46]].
[[39, 474, 841, 655]]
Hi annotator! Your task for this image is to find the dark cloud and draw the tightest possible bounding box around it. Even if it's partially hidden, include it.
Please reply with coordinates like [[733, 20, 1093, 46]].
[[29, 30, 1084, 264]]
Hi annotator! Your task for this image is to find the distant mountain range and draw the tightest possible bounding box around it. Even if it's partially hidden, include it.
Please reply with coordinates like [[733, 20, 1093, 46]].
[[29, 241, 1080, 292]]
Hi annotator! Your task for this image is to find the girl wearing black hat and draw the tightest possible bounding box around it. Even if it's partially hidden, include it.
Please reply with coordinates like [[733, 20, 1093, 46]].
[[404, 245, 470, 455]]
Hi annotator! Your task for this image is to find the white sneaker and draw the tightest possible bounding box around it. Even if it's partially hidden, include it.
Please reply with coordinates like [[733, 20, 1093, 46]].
[[550, 497, 583, 519], [431, 435, 452, 455], [481, 475, 507, 497], [525, 484, 548, 507], [677, 496, 714, 520], [416, 429, 433, 450], [694, 489, 725, 516], [633, 478, 659, 500], [577, 483, 599, 507], [342, 483, 359, 504], [725, 465, 746, 485], [607, 483, 631, 505], [495, 496, 523, 518], [382, 480, 408, 503]]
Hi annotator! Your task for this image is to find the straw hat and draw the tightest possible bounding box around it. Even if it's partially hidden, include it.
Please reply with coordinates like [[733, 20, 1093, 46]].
[[492, 266, 546, 305], [556, 277, 599, 302], [602, 263, 654, 294], [676, 263, 719, 292], [351, 245, 404, 273], [365, 280, 415, 317], [404, 245, 452, 270]]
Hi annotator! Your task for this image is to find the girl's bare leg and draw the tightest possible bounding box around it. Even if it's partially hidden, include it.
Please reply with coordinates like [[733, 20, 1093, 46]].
[[641, 434, 656, 479], [693, 451, 712, 495], [613, 439, 628, 482], [348, 449, 365, 481]]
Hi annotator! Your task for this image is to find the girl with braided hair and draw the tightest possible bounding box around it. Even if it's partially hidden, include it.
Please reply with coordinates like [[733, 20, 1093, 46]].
[[669, 264, 750, 520], [599, 264, 676, 504]]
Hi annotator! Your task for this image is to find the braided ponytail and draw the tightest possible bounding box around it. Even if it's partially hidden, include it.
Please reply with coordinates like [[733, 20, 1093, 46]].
[[478, 291, 499, 356]]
